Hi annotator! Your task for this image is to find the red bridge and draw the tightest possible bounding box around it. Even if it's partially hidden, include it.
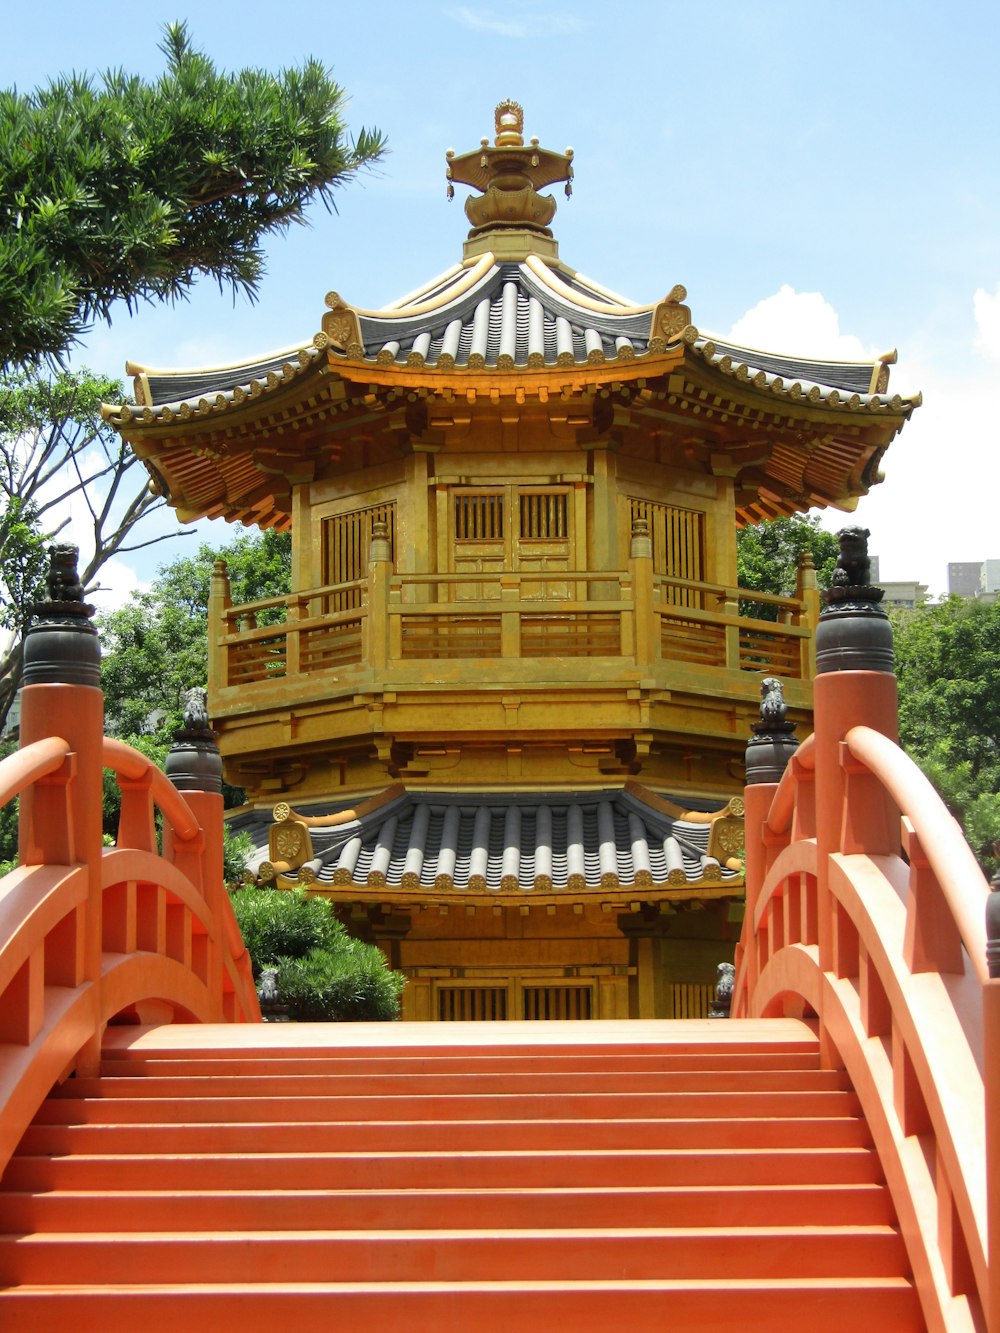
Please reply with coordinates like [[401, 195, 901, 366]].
[[0, 593, 995, 1332]]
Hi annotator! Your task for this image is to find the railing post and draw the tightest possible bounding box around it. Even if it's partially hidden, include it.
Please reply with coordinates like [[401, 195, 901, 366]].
[[285, 595, 301, 678], [813, 528, 897, 973], [208, 559, 232, 694], [18, 545, 104, 1071], [629, 518, 655, 671], [367, 521, 391, 672], [165, 689, 226, 1011], [742, 679, 799, 1012], [795, 550, 820, 679], [723, 591, 741, 670], [500, 575, 520, 658]]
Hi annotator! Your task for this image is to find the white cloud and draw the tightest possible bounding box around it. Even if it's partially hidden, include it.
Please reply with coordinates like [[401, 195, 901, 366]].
[[726, 284, 878, 361], [88, 558, 147, 614], [973, 282, 1000, 362], [446, 6, 589, 38], [727, 285, 998, 598]]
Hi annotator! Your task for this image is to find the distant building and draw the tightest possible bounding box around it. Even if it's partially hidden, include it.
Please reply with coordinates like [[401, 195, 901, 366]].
[[948, 561, 984, 597], [880, 580, 928, 609]]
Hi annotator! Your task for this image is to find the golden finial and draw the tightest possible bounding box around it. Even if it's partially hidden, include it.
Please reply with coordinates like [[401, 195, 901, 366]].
[[494, 99, 524, 146], [445, 102, 574, 240]]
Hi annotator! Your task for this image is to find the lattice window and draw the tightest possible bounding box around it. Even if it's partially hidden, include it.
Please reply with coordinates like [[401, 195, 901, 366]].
[[437, 986, 508, 1021], [455, 492, 504, 542], [629, 498, 705, 608], [519, 491, 568, 540], [321, 502, 395, 610], [522, 985, 593, 1020]]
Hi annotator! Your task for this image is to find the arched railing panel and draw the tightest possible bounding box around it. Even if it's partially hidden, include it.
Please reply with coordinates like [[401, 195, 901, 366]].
[[0, 693, 261, 1184], [0, 863, 88, 1001], [736, 666, 994, 1333], [0, 737, 70, 808], [753, 941, 982, 1333], [0, 985, 97, 1169]]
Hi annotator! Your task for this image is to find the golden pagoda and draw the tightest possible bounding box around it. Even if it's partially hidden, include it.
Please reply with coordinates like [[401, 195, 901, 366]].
[[105, 102, 917, 1021]]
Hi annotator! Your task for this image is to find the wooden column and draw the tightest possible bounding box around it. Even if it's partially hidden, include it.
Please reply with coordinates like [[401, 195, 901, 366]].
[[618, 910, 670, 1019]]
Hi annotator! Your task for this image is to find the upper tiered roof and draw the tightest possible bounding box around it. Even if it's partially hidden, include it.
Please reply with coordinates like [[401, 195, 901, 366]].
[[105, 102, 918, 529]]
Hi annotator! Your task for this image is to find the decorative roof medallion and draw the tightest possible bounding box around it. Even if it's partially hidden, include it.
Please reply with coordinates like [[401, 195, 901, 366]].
[[446, 99, 574, 237]]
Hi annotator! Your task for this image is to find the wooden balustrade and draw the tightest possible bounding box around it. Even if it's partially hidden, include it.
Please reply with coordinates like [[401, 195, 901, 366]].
[[210, 563, 811, 690]]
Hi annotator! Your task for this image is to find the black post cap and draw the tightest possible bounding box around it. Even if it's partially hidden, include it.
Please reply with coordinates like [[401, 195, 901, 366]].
[[21, 545, 100, 688]]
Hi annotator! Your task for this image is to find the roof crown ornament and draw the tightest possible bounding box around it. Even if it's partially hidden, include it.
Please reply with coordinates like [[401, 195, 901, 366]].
[[446, 100, 573, 241]]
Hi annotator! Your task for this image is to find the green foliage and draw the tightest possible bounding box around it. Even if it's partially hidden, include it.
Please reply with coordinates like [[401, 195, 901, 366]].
[[231, 885, 343, 963], [275, 944, 406, 1023], [100, 529, 291, 748], [0, 365, 155, 731], [100, 733, 168, 842], [230, 887, 404, 1022], [222, 826, 255, 890], [0, 22, 385, 369], [893, 597, 1000, 874], [736, 514, 839, 620], [0, 497, 47, 635], [0, 737, 17, 866]]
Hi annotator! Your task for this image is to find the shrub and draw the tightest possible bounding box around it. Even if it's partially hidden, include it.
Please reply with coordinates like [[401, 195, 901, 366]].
[[222, 827, 255, 889], [230, 887, 404, 1022]]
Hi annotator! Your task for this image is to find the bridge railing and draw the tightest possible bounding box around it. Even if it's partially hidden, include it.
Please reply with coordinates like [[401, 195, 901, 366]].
[[734, 657, 997, 1333], [0, 560, 260, 1176]]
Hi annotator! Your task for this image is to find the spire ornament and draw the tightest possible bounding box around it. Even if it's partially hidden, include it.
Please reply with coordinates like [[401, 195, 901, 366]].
[[815, 526, 894, 674], [21, 545, 100, 689], [744, 676, 799, 785], [446, 101, 573, 239]]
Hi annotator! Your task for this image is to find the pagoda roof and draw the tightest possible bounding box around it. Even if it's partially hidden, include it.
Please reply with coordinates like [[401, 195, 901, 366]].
[[229, 783, 744, 905], [121, 251, 897, 404], [103, 102, 918, 529]]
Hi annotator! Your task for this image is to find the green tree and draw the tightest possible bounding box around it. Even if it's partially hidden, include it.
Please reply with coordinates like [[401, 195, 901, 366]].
[[1, 22, 385, 369], [0, 367, 173, 730], [892, 597, 1000, 875], [99, 528, 291, 745], [736, 513, 839, 618], [230, 887, 404, 1022]]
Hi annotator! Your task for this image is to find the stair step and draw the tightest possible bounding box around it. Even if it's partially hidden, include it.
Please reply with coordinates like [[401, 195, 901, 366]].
[[0, 1183, 899, 1232], [32, 1088, 862, 1123], [16, 1113, 872, 1155], [0, 1019, 922, 1328], [61, 1068, 851, 1097], [0, 1278, 926, 1333], [98, 1049, 824, 1077], [0, 1226, 910, 1285], [2, 1145, 883, 1192]]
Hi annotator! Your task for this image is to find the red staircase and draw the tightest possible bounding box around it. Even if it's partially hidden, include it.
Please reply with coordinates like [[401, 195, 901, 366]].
[[0, 1019, 924, 1332]]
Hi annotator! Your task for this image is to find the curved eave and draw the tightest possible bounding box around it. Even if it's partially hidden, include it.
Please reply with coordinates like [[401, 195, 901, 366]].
[[105, 329, 919, 435], [234, 784, 746, 899]]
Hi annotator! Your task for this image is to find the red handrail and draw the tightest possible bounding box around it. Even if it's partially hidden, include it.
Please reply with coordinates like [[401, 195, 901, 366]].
[[846, 724, 988, 984], [0, 736, 71, 809], [102, 737, 200, 842]]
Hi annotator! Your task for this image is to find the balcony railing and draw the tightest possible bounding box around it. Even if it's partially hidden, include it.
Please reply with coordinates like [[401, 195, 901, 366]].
[[209, 547, 817, 697]]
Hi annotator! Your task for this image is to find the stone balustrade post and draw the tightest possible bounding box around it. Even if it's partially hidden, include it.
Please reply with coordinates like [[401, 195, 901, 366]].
[[742, 678, 800, 1005], [165, 690, 227, 1005], [812, 528, 897, 1018], [18, 545, 105, 1071]]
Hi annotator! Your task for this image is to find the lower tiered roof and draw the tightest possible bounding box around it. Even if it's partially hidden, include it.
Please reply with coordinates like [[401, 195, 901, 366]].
[[229, 783, 745, 905]]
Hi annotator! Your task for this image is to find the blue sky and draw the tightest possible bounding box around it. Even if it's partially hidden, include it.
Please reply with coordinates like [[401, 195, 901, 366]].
[[5, 1, 999, 602]]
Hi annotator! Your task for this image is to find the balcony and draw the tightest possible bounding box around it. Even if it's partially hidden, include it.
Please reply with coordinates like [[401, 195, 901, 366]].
[[209, 556, 816, 702]]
